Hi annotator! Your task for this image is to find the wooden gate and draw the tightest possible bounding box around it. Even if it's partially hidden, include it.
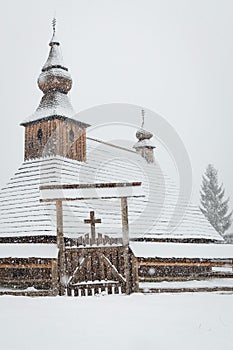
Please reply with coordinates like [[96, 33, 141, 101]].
[[40, 181, 144, 295], [65, 239, 127, 296]]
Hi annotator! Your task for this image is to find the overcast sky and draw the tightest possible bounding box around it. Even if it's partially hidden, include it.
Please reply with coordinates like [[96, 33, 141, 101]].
[[0, 0, 233, 216]]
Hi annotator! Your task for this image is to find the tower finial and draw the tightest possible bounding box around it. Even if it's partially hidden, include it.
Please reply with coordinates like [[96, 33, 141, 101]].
[[52, 17, 56, 34], [49, 17, 59, 47], [141, 109, 145, 128]]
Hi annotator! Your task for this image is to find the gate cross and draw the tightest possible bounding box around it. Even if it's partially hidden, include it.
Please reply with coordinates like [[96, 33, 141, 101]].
[[84, 211, 101, 244]]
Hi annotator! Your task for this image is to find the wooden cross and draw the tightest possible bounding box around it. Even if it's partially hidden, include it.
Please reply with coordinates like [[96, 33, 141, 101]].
[[84, 211, 102, 245]]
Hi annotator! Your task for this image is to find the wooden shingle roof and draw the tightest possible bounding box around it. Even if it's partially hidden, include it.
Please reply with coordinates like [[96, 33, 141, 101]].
[[0, 137, 223, 242]]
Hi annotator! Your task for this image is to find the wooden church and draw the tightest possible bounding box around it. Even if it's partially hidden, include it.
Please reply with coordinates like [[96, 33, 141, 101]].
[[1, 22, 233, 296]]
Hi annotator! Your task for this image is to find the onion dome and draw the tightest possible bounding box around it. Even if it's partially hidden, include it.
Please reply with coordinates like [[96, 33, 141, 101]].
[[136, 128, 153, 141], [21, 20, 78, 125], [38, 31, 72, 94]]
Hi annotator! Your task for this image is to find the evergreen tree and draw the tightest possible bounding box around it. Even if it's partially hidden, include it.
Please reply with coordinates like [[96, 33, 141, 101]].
[[200, 164, 232, 236]]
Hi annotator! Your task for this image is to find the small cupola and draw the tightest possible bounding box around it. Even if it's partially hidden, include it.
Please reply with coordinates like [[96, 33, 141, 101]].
[[133, 109, 155, 163]]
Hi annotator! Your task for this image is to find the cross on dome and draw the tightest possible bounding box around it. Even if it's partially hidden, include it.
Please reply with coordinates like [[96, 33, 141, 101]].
[[141, 109, 145, 128], [52, 17, 56, 34]]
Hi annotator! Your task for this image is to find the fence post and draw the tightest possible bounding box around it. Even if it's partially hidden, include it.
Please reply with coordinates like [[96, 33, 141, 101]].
[[56, 200, 66, 296]]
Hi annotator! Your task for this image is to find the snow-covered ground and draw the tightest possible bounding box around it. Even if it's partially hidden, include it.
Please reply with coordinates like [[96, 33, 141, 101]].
[[1, 293, 233, 350]]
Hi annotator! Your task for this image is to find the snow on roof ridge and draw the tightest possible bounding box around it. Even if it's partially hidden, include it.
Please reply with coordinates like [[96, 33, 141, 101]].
[[87, 137, 137, 154]]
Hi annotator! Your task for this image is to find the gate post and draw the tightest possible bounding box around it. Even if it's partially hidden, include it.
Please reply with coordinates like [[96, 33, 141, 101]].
[[121, 197, 131, 295], [56, 200, 66, 296]]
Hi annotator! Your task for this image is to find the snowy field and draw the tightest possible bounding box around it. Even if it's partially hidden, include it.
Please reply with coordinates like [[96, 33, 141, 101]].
[[1, 293, 233, 350]]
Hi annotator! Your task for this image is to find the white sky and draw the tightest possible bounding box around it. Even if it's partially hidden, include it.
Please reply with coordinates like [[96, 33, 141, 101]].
[[0, 0, 233, 215]]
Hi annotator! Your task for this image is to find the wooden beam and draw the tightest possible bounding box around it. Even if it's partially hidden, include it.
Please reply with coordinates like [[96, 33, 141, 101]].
[[40, 181, 144, 202], [0, 279, 52, 284], [40, 195, 143, 203], [102, 254, 126, 284], [138, 261, 233, 267], [68, 256, 89, 285], [139, 274, 233, 282], [0, 264, 52, 269], [40, 182, 142, 190]]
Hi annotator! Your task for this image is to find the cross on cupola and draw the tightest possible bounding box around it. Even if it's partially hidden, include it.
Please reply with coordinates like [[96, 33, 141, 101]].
[[141, 109, 145, 128], [84, 211, 102, 245], [133, 108, 155, 163]]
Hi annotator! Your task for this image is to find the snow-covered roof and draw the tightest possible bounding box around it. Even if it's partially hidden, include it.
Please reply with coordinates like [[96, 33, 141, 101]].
[[0, 137, 223, 242], [130, 242, 232, 259], [0, 244, 58, 258], [39, 67, 72, 82], [133, 139, 156, 149], [42, 38, 66, 71], [21, 91, 76, 124]]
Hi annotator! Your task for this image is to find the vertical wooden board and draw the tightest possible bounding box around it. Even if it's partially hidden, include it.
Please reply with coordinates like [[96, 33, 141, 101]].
[[92, 252, 98, 281], [52, 120, 56, 156], [60, 120, 64, 156], [98, 251, 105, 281], [77, 236, 82, 246], [65, 250, 72, 277], [84, 233, 90, 246], [83, 131, 86, 161], [97, 233, 103, 246], [74, 250, 80, 275], [111, 248, 118, 274], [51, 260, 58, 296], [104, 235, 111, 245], [104, 250, 112, 280], [67, 287, 72, 296], [95, 252, 101, 280], [131, 255, 139, 292], [56, 120, 60, 155]]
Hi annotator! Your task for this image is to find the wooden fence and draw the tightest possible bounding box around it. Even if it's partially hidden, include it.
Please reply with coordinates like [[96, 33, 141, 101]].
[[64, 235, 134, 296]]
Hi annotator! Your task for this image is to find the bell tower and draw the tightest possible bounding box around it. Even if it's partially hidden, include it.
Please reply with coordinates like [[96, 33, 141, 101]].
[[21, 20, 89, 162]]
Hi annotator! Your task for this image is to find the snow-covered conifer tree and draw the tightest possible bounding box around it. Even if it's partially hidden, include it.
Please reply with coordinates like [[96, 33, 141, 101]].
[[200, 164, 232, 236]]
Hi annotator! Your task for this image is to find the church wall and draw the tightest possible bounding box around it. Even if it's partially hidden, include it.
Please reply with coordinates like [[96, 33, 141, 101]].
[[24, 118, 86, 161]]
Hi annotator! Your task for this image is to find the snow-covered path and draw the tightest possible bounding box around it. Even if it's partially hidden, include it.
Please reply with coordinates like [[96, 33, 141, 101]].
[[1, 293, 233, 350]]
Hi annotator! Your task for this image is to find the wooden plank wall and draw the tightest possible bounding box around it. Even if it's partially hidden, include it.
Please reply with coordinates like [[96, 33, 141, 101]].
[[137, 257, 233, 282], [0, 257, 58, 296], [24, 118, 86, 161]]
